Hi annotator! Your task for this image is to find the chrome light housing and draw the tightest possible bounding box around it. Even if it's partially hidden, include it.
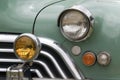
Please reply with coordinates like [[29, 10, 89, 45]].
[[58, 5, 94, 42], [14, 33, 41, 62]]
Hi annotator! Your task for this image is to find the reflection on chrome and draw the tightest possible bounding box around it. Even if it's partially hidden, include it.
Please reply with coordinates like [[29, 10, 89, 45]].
[[0, 34, 86, 80]]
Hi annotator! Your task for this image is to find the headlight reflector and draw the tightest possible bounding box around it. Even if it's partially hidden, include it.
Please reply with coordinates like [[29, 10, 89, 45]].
[[14, 33, 41, 61], [58, 5, 94, 42]]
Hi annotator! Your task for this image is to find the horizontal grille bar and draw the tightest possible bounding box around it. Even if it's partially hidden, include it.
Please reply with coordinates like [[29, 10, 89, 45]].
[[0, 34, 85, 80], [0, 68, 43, 78]]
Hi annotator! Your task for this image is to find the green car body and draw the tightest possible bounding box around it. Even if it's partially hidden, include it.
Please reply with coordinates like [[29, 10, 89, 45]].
[[0, 0, 120, 80]]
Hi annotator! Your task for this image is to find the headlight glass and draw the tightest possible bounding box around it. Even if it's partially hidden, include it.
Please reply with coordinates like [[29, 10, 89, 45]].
[[58, 5, 94, 42], [14, 33, 41, 61]]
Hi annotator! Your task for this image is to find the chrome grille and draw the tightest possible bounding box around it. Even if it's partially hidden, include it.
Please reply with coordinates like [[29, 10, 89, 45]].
[[0, 34, 85, 80]]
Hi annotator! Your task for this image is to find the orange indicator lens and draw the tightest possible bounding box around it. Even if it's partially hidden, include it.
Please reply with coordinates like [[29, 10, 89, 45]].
[[15, 36, 36, 61], [82, 52, 96, 66]]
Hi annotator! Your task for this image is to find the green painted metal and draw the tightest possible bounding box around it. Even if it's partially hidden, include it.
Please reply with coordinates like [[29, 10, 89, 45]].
[[1, 0, 120, 80], [0, 0, 63, 33]]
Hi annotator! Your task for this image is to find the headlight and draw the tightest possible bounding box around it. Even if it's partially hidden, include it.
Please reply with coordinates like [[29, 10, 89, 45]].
[[58, 5, 94, 42], [14, 33, 41, 61]]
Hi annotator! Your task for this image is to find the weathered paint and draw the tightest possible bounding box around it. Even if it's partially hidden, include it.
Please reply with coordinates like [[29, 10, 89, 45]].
[[1, 0, 120, 80]]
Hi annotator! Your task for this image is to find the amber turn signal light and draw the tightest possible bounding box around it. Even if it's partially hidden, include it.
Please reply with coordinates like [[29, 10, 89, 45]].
[[82, 51, 96, 66]]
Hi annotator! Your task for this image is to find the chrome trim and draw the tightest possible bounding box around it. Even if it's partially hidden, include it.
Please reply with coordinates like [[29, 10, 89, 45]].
[[30, 69, 43, 78], [71, 5, 94, 24], [0, 34, 86, 80], [0, 49, 13, 52], [14, 33, 41, 61], [0, 68, 6, 72], [0, 34, 17, 42], [6, 65, 24, 80], [29, 78, 75, 80], [41, 51, 67, 79], [0, 49, 67, 79], [97, 51, 111, 66], [0, 58, 22, 63], [27, 78, 90, 80], [58, 5, 94, 42], [0, 68, 43, 78], [34, 60, 55, 78], [39, 38, 85, 79], [0, 58, 55, 78]]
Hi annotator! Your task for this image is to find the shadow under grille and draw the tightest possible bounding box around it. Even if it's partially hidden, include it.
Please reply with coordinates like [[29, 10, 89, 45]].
[[0, 34, 84, 80]]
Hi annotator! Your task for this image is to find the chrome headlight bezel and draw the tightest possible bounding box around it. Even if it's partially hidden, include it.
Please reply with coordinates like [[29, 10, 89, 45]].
[[58, 5, 94, 42], [14, 33, 41, 62]]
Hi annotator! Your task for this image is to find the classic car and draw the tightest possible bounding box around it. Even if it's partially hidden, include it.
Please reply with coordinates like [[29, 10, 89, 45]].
[[0, 0, 120, 80]]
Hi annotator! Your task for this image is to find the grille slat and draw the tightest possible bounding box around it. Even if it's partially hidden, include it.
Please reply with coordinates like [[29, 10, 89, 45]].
[[0, 49, 68, 78], [41, 51, 67, 79], [0, 34, 85, 80]]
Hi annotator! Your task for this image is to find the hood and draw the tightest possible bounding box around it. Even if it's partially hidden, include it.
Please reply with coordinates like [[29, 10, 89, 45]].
[[0, 0, 65, 33]]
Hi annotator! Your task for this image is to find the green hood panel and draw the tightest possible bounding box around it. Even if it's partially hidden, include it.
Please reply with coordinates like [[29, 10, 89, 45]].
[[0, 0, 65, 33], [1, 0, 120, 80], [33, 0, 120, 80], [34, 0, 83, 42]]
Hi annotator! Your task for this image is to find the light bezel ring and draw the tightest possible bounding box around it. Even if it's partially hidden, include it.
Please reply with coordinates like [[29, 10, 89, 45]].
[[58, 5, 94, 42], [97, 51, 111, 66], [14, 33, 41, 62], [82, 51, 96, 66]]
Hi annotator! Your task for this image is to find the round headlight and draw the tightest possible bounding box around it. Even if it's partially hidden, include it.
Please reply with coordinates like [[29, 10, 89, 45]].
[[14, 33, 41, 61], [58, 5, 94, 42]]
